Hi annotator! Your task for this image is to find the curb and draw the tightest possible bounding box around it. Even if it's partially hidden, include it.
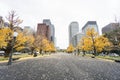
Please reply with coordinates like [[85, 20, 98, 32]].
[[97, 58, 115, 62]]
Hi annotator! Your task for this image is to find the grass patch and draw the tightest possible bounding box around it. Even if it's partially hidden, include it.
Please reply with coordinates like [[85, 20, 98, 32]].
[[78, 53, 120, 61], [96, 56, 120, 61], [0, 57, 8, 61], [77, 53, 93, 57], [0, 53, 51, 62]]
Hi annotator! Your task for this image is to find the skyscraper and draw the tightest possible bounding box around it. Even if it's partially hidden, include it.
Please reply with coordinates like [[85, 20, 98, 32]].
[[37, 23, 50, 40], [69, 21, 79, 44], [82, 21, 99, 35], [43, 19, 55, 43], [102, 23, 120, 34], [23, 26, 34, 36], [0, 16, 4, 28], [72, 32, 84, 47]]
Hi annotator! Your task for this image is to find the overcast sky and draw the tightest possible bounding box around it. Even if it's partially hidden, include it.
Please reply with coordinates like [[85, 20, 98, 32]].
[[0, 0, 120, 49]]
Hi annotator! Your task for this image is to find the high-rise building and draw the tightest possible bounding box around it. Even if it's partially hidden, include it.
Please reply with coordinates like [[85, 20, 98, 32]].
[[82, 21, 99, 35], [43, 19, 55, 43], [69, 21, 79, 44], [72, 32, 84, 47], [43, 19, 51, 26], [102, 23, 120, 34], [37, 23, 50, 40], [23, 26, 34, 36], [0, 16, 4, 28]]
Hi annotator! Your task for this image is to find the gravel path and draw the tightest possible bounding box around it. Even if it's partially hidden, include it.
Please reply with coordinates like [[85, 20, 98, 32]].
[[0, 52, 120, 80]]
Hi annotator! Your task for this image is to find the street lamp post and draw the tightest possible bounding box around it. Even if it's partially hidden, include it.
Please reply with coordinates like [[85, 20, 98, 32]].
[[8, 31, 18, 65]]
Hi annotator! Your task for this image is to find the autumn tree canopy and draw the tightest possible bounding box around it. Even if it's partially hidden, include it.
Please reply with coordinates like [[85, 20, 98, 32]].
[[66, 44, 75, 53], [0, 10, 23, 57], [33, 35, 56, 54], [78, 28, 110, 56], [0, 27, 35, 52], [0, 28, 12, 49]]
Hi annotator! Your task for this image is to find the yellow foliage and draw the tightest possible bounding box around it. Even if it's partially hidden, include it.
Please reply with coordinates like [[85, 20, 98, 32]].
[[42, 38, 51, 52], [25, 35, 35, 45], [77, 37, 92, 51], [95, 35, 110, 52], [66, 44, 75, 53], [33, 35, 44, 51], [14, 32, 35, 51], [78, 28, 110, 53], [0, 28, 13, 48], [33, 35, 56, 53], [14, 33, 27, 51], [86, 28, 98, 37], [42, 39, 56, 52], [0, 27, 35, 52], [50, 42, 56, 52]]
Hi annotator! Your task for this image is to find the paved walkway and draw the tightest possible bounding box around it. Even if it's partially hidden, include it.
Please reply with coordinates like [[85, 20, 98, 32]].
[[0, 52, 120, 80]]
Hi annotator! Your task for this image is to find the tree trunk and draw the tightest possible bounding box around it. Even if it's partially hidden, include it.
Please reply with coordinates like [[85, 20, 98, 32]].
[[91, 34, 97, 56], [4, 44, 12, 57]]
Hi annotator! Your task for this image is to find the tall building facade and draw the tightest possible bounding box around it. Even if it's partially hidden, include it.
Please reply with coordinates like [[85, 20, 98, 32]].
[[69, 22, 79, 44], [72, 32, 84, 47], [37, 23, 50, 40], [43, 19, 55, 43], [0, 16, 4, 28], [68, 21, 99, 47], [23, 26, 34, 36], [102, 23, 120, 34], [82, 21, 99, 35]]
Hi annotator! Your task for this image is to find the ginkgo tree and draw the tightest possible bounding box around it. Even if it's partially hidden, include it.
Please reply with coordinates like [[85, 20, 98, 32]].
[[50, 42, 56, 52], [78, 28, 111, 56], [33, 35, 45, 54], [0, 27, 13, 57], [86, 28, 98, 55], [42, 38, 51, 52], [0, 11, 36, 57], [0, 27, 35, 57], [0, 28, 12, 49], [66, 44, 75, 53], [14, 33, 35, 51], [77, 37, 93, 56], [1, 10, 24, 57], [33, 35, 56, 55], [95, 35, 110, 53]]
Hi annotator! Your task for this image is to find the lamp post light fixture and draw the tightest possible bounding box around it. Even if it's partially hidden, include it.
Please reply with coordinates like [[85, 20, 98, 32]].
[[8, 31, 18, 65]]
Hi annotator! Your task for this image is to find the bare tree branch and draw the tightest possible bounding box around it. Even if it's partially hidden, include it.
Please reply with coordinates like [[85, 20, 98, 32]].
[[6, 10, 23, 30]]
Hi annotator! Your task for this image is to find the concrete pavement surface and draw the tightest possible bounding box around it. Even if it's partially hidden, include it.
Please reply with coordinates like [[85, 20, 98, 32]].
[[0, 52, 120, 80]]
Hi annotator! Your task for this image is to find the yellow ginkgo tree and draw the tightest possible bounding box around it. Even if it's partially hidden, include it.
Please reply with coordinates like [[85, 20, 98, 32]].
[[33, 35, 45, 54], [0, 28, 12, 49], [95, 35, 110, 53], [49, 42, 56, 52], [86, 28, 98, 55], [77, 37, 93, 56], [14, 33, 35, 51], [78, 28, 111, 56], [66, 44, 75, 53], [33, 35, 56, 55], [42, 38, 51, 52], [0, 27, 35, 57]]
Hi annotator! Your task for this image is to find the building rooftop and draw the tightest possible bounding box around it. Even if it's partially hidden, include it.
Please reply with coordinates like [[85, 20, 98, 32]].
[[102, 23, 120, 34], [82, 21, 97, 30]]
